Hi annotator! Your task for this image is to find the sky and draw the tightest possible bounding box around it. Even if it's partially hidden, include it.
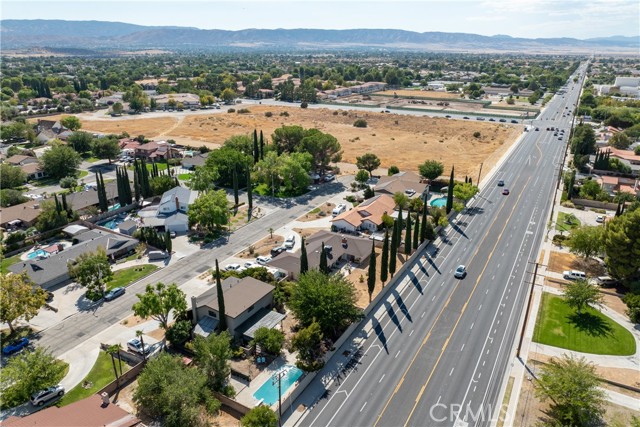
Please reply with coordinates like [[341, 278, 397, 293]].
[[2, 0, 639, 39]]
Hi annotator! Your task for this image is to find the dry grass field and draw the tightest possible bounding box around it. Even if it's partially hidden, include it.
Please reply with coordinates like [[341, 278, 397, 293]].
[[54, 105, 521, 180]]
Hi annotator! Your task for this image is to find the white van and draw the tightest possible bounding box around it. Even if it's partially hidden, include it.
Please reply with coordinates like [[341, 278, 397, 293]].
[[148, 250, 168, 260], [332, 204, 347, 217], [563, 270, 586, 280]]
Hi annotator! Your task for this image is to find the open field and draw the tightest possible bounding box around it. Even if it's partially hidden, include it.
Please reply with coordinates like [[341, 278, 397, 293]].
[[53, 105, 522, 180], [378, 89, 460, 99]]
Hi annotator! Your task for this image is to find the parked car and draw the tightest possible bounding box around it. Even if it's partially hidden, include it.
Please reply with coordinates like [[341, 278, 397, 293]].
[[244, 261, 259, 269], [595, 276, 619, 287], [445, 115, 451, 118], [30, 385, 64, 406], [169, 231, 177, 238], [127, 338, 151, 355], [502, 189, 510, 195], [463, 116, 470, 120], [497, 180, 505, 187], [224, 263, 242, 272], [323, 174, 335, 182], [148, 250, 168, 260], [499, 119, 507, 122], [332, 204, 347, 217], [2, 337, 29, 356], [511, 120, 518, 123], [284, 235, 295, 249], [563, 270, 586, 280], [270, 246, 286, 257], [454, 265, 467, 279], [256, 255, 272, 265], [595, 215, 605, 223], [104, 287, 125, 301]]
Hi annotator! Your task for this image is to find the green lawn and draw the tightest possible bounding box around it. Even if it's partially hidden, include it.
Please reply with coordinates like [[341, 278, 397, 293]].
[[77, 170, 89, 179], [555, 212, 581, 233], [59, 351, 129, 406], [1, 254, 22, 274], [105, 265, 159, 291], [533, 292, 636, 356], [177, 173, 193, 181]]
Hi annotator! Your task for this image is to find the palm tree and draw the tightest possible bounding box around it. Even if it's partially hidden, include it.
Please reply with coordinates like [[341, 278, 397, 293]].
[[106, 344, 121, 389], [136, 330, 147, 362]]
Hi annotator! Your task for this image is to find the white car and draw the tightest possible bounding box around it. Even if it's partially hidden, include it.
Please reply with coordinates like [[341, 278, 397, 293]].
[[284, 235, 295, 249], [256, 255, 272, 265], [323, 174, 335, 182], [332, 204, 347, 217], [31, 385, 65, 406], [127, 338, 151, 355], [595, 215, 605, 223], [244, 261, 259, 269], [224, 263, 242, 272], [563, 270, 586, 280]]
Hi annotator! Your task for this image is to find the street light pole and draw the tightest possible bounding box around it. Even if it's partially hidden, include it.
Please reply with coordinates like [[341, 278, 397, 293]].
[[272, 369, 286, 427]]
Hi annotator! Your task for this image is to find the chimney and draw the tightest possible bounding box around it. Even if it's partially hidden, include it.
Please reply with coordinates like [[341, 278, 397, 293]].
[[175, 197, 179, 211], [191, 296, 198, 324], [100, 392, 109, 406]]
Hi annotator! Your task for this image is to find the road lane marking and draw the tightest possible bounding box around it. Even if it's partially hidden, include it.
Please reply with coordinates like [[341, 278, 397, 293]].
[[461, 344, 465, 351], [379, 374, 385, 383], [360, 402, 367, 412], [450, 368, 455, 376], [470, 322, 474, 330], [395, 350, 401, 359], [409, 330, 414, 337]]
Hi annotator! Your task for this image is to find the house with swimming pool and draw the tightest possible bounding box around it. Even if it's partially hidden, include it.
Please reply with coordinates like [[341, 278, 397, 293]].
[[374, 171, 428, 200], [330, 194, 396, 233]]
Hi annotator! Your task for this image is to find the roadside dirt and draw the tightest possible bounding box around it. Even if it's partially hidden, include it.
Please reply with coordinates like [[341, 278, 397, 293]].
[[235, 234, 285, 259], [297, 202, 335, 222], [547, 251, 606, 276]]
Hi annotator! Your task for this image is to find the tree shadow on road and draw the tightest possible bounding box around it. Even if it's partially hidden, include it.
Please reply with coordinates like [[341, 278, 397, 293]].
[[450, 222, 469, 239], [384, 301, 402, 334], [373, 318, 389, 354], [566, 312, 612, 337], [423, 254, 442, 275], [392, 289, 413, 323], [407, 270, 424, 295]]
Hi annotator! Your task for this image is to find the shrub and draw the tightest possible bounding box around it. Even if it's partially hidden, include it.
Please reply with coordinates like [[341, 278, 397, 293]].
[[264, 111, 273, 117], [237, 108, 250, 114], [387, 165, 400, 175], [353, 119, 368, 128], [473, 131, 481, 138], [345, 195, 356, 203], [333, 111, 339, 115], [552, 234, 568, 246], [227, 108, 235, 113], [622, 293, 640, 323], [300, 102, 308, 108], [59, 176, 77, 189], [279, 111, 289, 117], [561, 201, 575, 208], [635, 146, 640, 155]]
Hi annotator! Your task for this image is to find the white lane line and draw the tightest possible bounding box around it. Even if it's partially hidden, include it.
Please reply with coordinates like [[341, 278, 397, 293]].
[[395, 350, 401, 359], [409, 330, 414, 337], [470, 322, 475, 330], [478, 304, 482, 311], [379, 374, 385, 383], [421, 311, 426, 318], [432, 295, 436, 302], [450, 368, 455, 376], [360, 402, 367, 412], [461, 344, 465, 352]]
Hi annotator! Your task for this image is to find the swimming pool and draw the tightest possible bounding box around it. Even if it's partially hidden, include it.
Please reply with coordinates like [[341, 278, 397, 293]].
[[253, 365, 304, 406], [108, 203, 121, 212], [26, 249, 48, 260], [430, 197, 447, 208], [99, 217, 125, 230]]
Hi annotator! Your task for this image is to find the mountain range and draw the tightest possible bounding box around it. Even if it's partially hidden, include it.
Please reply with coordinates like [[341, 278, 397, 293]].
[[1, 20, 638, 54]]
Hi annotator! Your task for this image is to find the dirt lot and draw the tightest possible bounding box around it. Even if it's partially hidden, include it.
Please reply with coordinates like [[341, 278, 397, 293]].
[[514, 359, 640, 427], [547, 251, 606, 276], [378, 89, 460, 99], [297, 202, 335, 222], [235, 234, 285, 259], [54, 105, 522, 180]]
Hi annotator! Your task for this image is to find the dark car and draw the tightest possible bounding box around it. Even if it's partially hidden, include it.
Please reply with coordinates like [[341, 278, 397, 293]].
[[511, 120, 518, 123], [104, 287, 125, 301], [502, 189, 510, 195], [2, 337, 29, 356], [497, 180, 505, 187], [270, 246, 286, 257], [463, 116, 470, 120], [499, 119, 507, 123], [445, 115, 451, 118], [489, 118, 495, 122]]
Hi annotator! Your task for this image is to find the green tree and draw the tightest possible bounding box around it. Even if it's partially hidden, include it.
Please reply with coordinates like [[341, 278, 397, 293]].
[[111, 102, 123, 115], [188, 190, 230, 233], [603, 209, 640, 286], [0, 189, 28, 207], [92, 137, 121, 163], [393, 192, 409, 210], [608, 132, 631, 150], [387, 165, 400, 175], [205, 146, 252, 187], [404, 211, 412, 255], [413, 210, 420, 250], [134, 353, 218, 427], [0, 164, 26, 189], [149, 175, 177, 196], [367, 241, 377, 302], [319, 242, 329, 274], [535, 355, 605, 427], [356, 153, 381, 178], [300, 237, 308, 275], [420, 204, 429, 243], [251, 327, 285, 355], [241, 405, 278, 427], [291, 320, 325, 372], [193, 330, 232, 392], [0, 273, 46, 334], [355, 169, 370, 186], [380, 229, 389, 285], [289, 270, 360, 338], [579, 179, 603, 200], [68, 247, 113, 297], [271, 125, 305, 155], [389, 220, 398, 277], [622, 293, 640, 323], [453, 182, 479, 203], [300, 129, 342, 173], [35, 200, 69, 231], [564, 279, 603, 315], [67, 131, 93, 153], [40, 143, 82, 179], [190, 164, 219, 192], [0, 347, 67, 408], [446, 166, 454, 214], [566, 226, 603, 259], [133, 282, 187, 331], [61, 116, 81, 131], [214, 259, 227, 332], [165, 319, 192, 347], [419, 160, 445, 181], [220, 88, 236, 104]]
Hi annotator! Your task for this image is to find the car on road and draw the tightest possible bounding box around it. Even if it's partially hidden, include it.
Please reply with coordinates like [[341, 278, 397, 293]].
[[284, 234, 296, 249], [463, 116, 470, 120], [224, 263, 242, 272], [104, 287, 126, 301], [476, 117, 485, 121], [256, 255, 272, 265], [270, 246, 287, 257], [454, 265, 467, 279], [244, 261, 259, 269], [30, 385, 64, 406], [445, 115, 451, 118], [323, 174, 335, 182], [2, 337, 29, 356], [127, 338, 151, 355], [489, 118, 495, 122], [499, 119, 507, 122], [563, 270, 586, 280], [535, 127, 539, 131], [497, 180, 505, 187], [511, 120, 518, 123], [502, 188, 510, 195], [595, 215, 605, 223]]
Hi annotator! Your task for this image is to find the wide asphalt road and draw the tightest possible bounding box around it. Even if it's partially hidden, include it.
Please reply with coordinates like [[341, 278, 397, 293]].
[[288, 64, 587, 427], [35, 177, 353, 356]]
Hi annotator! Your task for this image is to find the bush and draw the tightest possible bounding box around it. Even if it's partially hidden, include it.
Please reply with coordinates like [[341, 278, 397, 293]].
[[279, 111, 289, 117], [473, 131, 481, 138], [387, 165, 400, 175], [552, 234, 568, 246], [227, 108, 235, 113], [264, 111, 273, 117], [363, 187, 375, 199], [237, 108, 250, 114], [345, 195, 356, 203], [300, 102, 308, 109], [560, 200, 575, 208], [622, 293, 640, 323], [635, 146, 640, 155], [333, 111, 339, 115], [59, 176, 78, 189], [166, 320, 192, 347], [353, 119, 368, 128]]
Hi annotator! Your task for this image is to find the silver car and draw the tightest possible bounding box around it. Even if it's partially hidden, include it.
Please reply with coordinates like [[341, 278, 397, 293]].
[[454, 265, 467, 279], [31, 385, 65, 406]]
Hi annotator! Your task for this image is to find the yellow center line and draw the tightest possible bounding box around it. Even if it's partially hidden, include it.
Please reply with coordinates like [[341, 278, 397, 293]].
[[401, 174, 533, 427]]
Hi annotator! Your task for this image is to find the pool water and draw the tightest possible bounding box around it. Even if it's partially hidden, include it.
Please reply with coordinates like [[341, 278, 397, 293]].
[[253, 365, 304, 406], [108, 203, 121, 212], [99, 217, 125, 230], [430, 197, 447, 208], [27, 249, 48, 259]]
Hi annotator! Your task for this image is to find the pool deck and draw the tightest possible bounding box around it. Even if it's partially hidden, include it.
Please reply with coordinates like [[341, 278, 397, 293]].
[[20, 241, 73, 261], [234, 349, 300, 409]]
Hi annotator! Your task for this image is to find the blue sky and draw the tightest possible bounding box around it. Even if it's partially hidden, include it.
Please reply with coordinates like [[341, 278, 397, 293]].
[[3, 0, 639, 39]]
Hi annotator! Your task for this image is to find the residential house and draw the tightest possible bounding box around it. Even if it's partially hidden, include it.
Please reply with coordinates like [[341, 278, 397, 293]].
[[134, 141, 181, 160], [182, 152, 209, 169], [66, 181, 119, 213], [257, 88, 275, 99], [152, 93, 200, 109], [598, 176, 640, 197], [5, 155, 39, 167], [117, 220, 138, 236], [191, 276, 282, 342], [9, 228, 138, 289], [0, 200, 42, 229], [137, 186, 197, 233], [374, 171, 429, 199], [331, 194, 396, 233], [35, 119, 66, 144], [4, 154, 46, 180], [268, 230, 372, 280], [3, 394, 141, 427]]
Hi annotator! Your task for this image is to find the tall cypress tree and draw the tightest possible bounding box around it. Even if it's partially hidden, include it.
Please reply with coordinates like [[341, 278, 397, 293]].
[[389, 221, 398, 277], [133, 166, 140, 202], [253, 129, 259, 164], [232, 165, 239, 206], [116, 167, 126, 205], [420, 203, 428, 243], [122, 167, 132, 205], [300, 237, 308, 275], [215, 259, 227, 332], [165, 230, 172, 253], [247, 167, 253, 213], [380, 229, 389, 286], [319, 242, 329, 274], [405, 210, 412, 255], [61, 193, 69, 217], [98, 171, 108, 212], [259, 130, 265, 160], [413, 210, 420, 250], [446, 166, 455, 214], [367, 241, 376, 303], [54, 194, 61, 213], [396, 206, 403, 249]]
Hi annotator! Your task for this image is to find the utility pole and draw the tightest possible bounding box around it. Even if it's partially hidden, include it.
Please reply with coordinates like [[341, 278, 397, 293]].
[[476, 162, 483, 187], [273, 369, 286, 427], [517, 262, 539, 359]]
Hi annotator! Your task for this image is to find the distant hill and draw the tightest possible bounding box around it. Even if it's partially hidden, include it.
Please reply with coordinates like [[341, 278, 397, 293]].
[[1, 20, 638, 53]]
